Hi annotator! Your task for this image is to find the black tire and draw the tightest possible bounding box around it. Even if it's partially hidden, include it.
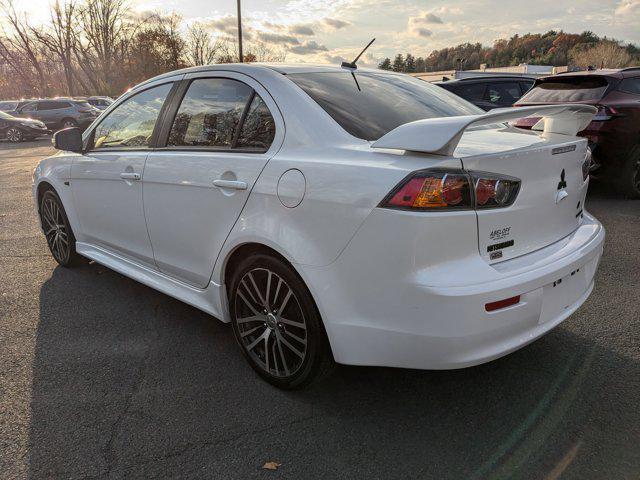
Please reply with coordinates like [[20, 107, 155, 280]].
[[39, 189, 84, 267], [60, 118, 78, 129], [229, 253, 334, 389], [6, 126, 23, 143], [618, 145, 640, 199]]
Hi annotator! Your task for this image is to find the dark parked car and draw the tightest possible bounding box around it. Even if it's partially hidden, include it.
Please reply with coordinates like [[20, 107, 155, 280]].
[[0, 110, 48, 142], [514, 68, 640, 198], [10, 98, 100, 131], [436, 76, 535, 110]]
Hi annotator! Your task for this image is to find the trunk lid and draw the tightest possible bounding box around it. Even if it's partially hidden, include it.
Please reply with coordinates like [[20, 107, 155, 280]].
[[457, 126, 589, 263]]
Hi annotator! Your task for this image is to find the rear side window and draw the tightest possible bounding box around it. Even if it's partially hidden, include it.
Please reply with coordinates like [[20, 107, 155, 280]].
[[0, 101, 17, 111], [236, 95, 275, 150], [92, 83, 172, 149], [168, 78, 252, 148], [618, 78, 640, 94], [288, 72, 481, 141], [519, 76, 609, 103], [38, 101, 70, 110]]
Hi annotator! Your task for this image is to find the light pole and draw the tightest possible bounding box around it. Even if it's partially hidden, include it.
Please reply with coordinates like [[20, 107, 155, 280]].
[[237, 0, 243, 62]]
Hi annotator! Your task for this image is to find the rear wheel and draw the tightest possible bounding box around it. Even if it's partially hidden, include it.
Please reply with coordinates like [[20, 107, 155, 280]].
[[229, 253, 334, 389], [6, 127, 23, 143], [618, 145, 640, 199], [39, 189, 84, 267]]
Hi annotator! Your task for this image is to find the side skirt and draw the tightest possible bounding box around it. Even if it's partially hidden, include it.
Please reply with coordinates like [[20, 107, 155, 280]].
[[75, 242, 228, 322]]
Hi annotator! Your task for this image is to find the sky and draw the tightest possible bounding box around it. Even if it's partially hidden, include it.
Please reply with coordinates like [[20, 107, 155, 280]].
[[18, 0, 640, 66]]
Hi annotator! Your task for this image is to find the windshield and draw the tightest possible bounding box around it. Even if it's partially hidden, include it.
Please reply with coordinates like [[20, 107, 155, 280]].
[[287, 71, 482, 141], [519, 76, 610, 103]]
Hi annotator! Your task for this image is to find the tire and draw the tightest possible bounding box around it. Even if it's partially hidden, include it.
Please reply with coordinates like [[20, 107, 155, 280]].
[[61, 118, 78, 129], [39, 189, 84, 267], [229, 253, 334, 389], [618, 145, 640, 199], [6, 127, 23, 143]]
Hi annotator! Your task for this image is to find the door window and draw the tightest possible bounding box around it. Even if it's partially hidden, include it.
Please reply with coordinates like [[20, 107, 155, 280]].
[[486, 82, 522, 106], [38, 101, 70, 110], [168, 78, 253, 148], [618, 78, 640, 95], [91, 83, 172, 149], [236, 95, 276, 150], [456, 83, 487, 101], [21, 103, 37, 113]]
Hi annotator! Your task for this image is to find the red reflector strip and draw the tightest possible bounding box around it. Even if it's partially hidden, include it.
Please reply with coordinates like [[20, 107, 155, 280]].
[[485, 295, 521, 312]]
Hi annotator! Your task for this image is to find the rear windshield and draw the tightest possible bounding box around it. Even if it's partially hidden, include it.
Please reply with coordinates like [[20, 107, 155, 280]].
[[287, 72, 481, 141], [519, 76, 609, 103]]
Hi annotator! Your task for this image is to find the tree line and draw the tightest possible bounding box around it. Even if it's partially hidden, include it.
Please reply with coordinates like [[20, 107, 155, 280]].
[[0, 0, 285, 99], [378, 31, 640, 73]]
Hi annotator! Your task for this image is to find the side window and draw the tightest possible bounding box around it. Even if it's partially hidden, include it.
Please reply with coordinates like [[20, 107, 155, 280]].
[[38, 101, 69, 110], [486, 82, 522, 106], [21, 103, 37, 113], [457, 83, 487, 101], [168, 78, 252, 148], [618, 78, 640, 95], [520, 81, 534, 95], [92, 83, 172, 149], [236, 94, 275, 150]]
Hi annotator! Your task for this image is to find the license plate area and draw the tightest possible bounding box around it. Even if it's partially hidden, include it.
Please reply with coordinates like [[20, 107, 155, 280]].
[[539, 267, 587, 324]]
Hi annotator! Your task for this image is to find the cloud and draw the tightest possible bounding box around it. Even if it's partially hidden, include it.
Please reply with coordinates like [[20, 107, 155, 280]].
[[615, 0, 640, 15], [290, 40, 328, 55], [412, 12, 444, 24], [289, 24, 315, 35], [324, 18, 351, 29], [256, 32, 301, 45], [414, 28, 433, 38], [203, 15, 238, 35], [323, 53, 348, 63]]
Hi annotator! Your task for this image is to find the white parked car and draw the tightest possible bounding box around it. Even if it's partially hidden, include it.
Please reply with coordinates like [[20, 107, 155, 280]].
[[33, 64, 605, 388]]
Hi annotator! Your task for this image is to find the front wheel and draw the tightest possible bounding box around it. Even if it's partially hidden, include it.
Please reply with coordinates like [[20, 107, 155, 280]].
[[229, 253, 334, 389], [39, 189, 84, 267], [6, 127, 23, 143]]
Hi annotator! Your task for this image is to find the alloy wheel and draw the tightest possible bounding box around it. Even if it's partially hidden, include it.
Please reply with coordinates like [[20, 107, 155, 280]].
[[234, 268, 308, 378], [7, 127, 22, 142], [633, 158, 640, 193], [63, 120, 76, 128], [41, 196, 70, 263]]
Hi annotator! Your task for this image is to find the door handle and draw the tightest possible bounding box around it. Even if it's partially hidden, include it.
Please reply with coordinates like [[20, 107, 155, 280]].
[[120, 172, 141, 181], [213, 179, 247, 190]]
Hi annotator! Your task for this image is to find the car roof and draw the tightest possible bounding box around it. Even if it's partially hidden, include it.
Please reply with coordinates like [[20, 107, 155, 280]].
[[136, 62, 400, 89], [550, 67, 640, 79]]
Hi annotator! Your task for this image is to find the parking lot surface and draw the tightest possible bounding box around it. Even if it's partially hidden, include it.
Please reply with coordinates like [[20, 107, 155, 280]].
[[1, 139, 639, 479]]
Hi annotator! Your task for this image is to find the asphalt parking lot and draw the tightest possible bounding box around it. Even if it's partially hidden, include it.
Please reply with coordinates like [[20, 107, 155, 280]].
[[0, 138, 639, 479]]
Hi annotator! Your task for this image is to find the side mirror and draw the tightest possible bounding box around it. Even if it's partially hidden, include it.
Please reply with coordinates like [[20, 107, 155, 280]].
[[53, 127, 83, 153]]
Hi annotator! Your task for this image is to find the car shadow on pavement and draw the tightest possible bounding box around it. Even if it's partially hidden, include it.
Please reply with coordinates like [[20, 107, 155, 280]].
[[28, 256, 639, 480]]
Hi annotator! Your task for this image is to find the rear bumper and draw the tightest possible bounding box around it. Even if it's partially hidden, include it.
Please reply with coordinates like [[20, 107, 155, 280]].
[[301, 211, 604, 370]]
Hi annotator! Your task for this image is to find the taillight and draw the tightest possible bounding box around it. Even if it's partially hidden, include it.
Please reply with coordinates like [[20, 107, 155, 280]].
[[472, 172, 520, 209], [382, 170, 472, 210], [380, 169, 520, 211], [592, 105, 619, 121]]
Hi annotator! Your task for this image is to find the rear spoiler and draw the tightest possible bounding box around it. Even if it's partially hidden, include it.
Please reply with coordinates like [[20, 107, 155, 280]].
[[371, 104, 597, 156]]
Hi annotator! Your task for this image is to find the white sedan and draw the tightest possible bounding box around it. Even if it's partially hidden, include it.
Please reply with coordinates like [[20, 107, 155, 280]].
[[33, 64, 605, 388]]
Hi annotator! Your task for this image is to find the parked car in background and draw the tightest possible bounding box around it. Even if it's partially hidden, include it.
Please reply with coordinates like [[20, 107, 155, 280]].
[[11, 98, 100, 132], [514, 68, 640, 198], [436, 76, 535, 110], [33, 64, 604, 389], [87, 96, 114, 110], [0, 100, 35, 112], [0, 110, 48, 142]]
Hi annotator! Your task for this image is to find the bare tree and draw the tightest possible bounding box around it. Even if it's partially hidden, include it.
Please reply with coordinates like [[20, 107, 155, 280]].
[[0, 0, 48, 95], [570, 41, 634, 69], [186, 22, 219, 66], [30, 0, 84, 96]]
